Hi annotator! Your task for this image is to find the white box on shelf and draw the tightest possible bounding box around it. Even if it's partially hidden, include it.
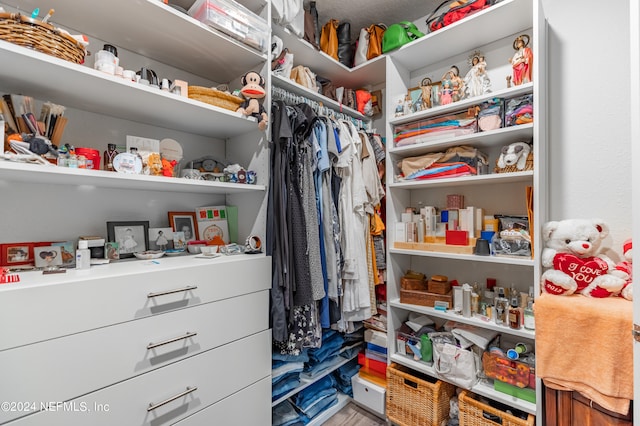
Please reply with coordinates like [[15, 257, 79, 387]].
[[351, 374, 386, 417]]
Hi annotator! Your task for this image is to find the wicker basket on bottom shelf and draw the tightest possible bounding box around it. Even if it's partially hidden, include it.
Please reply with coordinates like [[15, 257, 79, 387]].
[[188, 86, 244, 111], [458, 390, 535, 426], [386, 363, 456, 426]]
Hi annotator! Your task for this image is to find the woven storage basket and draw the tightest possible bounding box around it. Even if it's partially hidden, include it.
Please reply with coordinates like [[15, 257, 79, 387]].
[[458, 390, 535, 426], [494, 152, 534, 174], [386, 363, 456, 426], [0, 13, 85, 63], [188, 86, 244, 111]]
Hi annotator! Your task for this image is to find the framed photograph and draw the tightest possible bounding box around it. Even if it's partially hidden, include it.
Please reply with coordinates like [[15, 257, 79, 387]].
[[52, 241, 76, 267], [149, 227, 174, 251], [106, 221, 150, 258], [1, 243, 34, 266], [407, 86, 424, 113], [168, 212, 199, 242], [34, 246, 63, 268], [105, 242, 120, 260]]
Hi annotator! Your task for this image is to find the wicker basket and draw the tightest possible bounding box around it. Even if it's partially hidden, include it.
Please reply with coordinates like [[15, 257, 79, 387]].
[[0, 13, 86, 64], [188, 86, 244, 111], [386, 363, 456, 426], [458, 390, 535, 426], [494, 152, 534, 174]]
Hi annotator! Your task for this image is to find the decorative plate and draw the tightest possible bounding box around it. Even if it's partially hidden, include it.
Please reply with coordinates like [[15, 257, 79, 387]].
[[133, 250, 165, 259], [113, 152, 143, 174]]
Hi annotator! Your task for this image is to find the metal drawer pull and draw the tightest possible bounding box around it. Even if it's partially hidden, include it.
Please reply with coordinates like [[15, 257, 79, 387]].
[[147, 386, 198, 412], [147, 331, 198, 350], [147, 285, 197, 298]]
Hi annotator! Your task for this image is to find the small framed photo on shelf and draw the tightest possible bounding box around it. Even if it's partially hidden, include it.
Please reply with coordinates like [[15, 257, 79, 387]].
[[105, 242, 120, 260], [0, 242, 34, 266], [52, 241, 76, 267], [106, 221, 150, 259], [149, 227, 174, 251], [34, 246, 63, 268], [168, 212, 199, 242]]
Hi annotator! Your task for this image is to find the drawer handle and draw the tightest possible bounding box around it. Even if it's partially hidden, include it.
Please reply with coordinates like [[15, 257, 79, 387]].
[[147, 331, 198, 350], [147, 386, 198, 412], [147, 285, 197, 298]]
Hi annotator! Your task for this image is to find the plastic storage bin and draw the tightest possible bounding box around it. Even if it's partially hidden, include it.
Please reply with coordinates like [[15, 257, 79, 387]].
[[188, 0, 268, 53], [386, 363, 455, 426]]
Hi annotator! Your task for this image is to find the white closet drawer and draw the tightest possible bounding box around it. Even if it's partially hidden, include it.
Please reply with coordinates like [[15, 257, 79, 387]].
[[0, 256, 270, 350], [9, 330, 271, 426], [173, 377, 271, 426], [0, 290, 268, 424]]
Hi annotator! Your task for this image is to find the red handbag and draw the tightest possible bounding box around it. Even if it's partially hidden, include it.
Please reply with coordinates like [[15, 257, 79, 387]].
[[426, 0, 491, 33]]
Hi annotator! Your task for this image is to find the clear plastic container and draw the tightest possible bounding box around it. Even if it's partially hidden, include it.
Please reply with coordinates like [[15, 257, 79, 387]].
[[188, 0, 268, 53]]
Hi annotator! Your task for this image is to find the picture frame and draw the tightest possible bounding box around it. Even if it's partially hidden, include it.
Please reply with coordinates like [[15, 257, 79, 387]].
[[149, 227, 174, 251], [407, 86, 424, 113], [34, 246, 63, 268], [106, 221, 150, 259], [52, 241, 76, 267], [1, 242, 34, 266], [168, 212, 199, 242]]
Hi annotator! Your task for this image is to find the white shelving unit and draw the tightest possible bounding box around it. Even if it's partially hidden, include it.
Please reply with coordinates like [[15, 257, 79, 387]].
[[385, 0, 546, 421]]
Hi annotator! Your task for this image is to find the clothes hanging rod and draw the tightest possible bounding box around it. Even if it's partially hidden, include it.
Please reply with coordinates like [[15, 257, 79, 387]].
[[271, 84, 370, 130]]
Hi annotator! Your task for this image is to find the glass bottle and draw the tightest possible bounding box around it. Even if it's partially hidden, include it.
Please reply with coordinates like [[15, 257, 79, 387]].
[[524, 298, 535, 330], [509, 298, 521, 329], [104, 143, 118, 171]]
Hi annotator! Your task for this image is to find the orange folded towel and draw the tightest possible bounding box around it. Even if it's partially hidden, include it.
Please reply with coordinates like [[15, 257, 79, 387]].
[[535, 293, 633, 415]]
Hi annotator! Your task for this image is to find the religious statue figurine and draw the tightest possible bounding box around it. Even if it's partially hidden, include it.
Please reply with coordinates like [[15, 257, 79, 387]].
[[420, 77, 433, 110], [442, 65, 465, 102], [509, 34, 533, 85], [464, 51, 492, 98], [395, 98, 404, 117], [440, 80, 453, 105]]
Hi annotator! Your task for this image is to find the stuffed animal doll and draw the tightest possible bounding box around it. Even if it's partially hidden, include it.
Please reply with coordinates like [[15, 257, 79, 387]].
[[612, 239, 633, 300], [236, 71, 268, 131], [540, 218, 627, 297], [496, 141, 531, 171]]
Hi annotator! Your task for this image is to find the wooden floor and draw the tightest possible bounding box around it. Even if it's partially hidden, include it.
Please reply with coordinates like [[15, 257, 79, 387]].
[[323, 402, 388, 426]]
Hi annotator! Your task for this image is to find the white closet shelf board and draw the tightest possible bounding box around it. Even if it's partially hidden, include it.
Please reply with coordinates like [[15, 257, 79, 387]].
[[272, 75, 366, 120], [389, 124, 533, 157], [389, 0, 533, 72], [0, 0, 267, 82], [272, 25, 386, 88], [389, 299, 535, 339], [0, 161, 266, 195], [0, 41, 258, 139], [388, 248, 535, 266], [389, 354, 537, 415], [389, 83, 534, 127], [389, 171, 533, 189]]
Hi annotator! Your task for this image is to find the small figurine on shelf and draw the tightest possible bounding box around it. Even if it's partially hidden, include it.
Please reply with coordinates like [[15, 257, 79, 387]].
[[236, 71, 269, 131], [443, 65, 464, 102], [464, 51, 492, 98], [420, 77, 433, 110], [509, 34, 533, 85], [394, 98, 405, 117], [403, 94, 412, 115], [440, 79, 453, 105]]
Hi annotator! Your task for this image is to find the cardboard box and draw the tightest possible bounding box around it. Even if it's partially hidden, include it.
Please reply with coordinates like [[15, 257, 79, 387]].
[[400, 289, 453, 309]]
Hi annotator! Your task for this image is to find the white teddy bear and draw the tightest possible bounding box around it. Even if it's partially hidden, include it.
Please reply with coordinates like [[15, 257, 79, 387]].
[[497, 142, 531, 171], [540, 218, 627, 297]]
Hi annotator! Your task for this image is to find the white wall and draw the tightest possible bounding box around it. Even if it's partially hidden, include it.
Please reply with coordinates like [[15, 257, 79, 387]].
[[542, 0, 631, 260]]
